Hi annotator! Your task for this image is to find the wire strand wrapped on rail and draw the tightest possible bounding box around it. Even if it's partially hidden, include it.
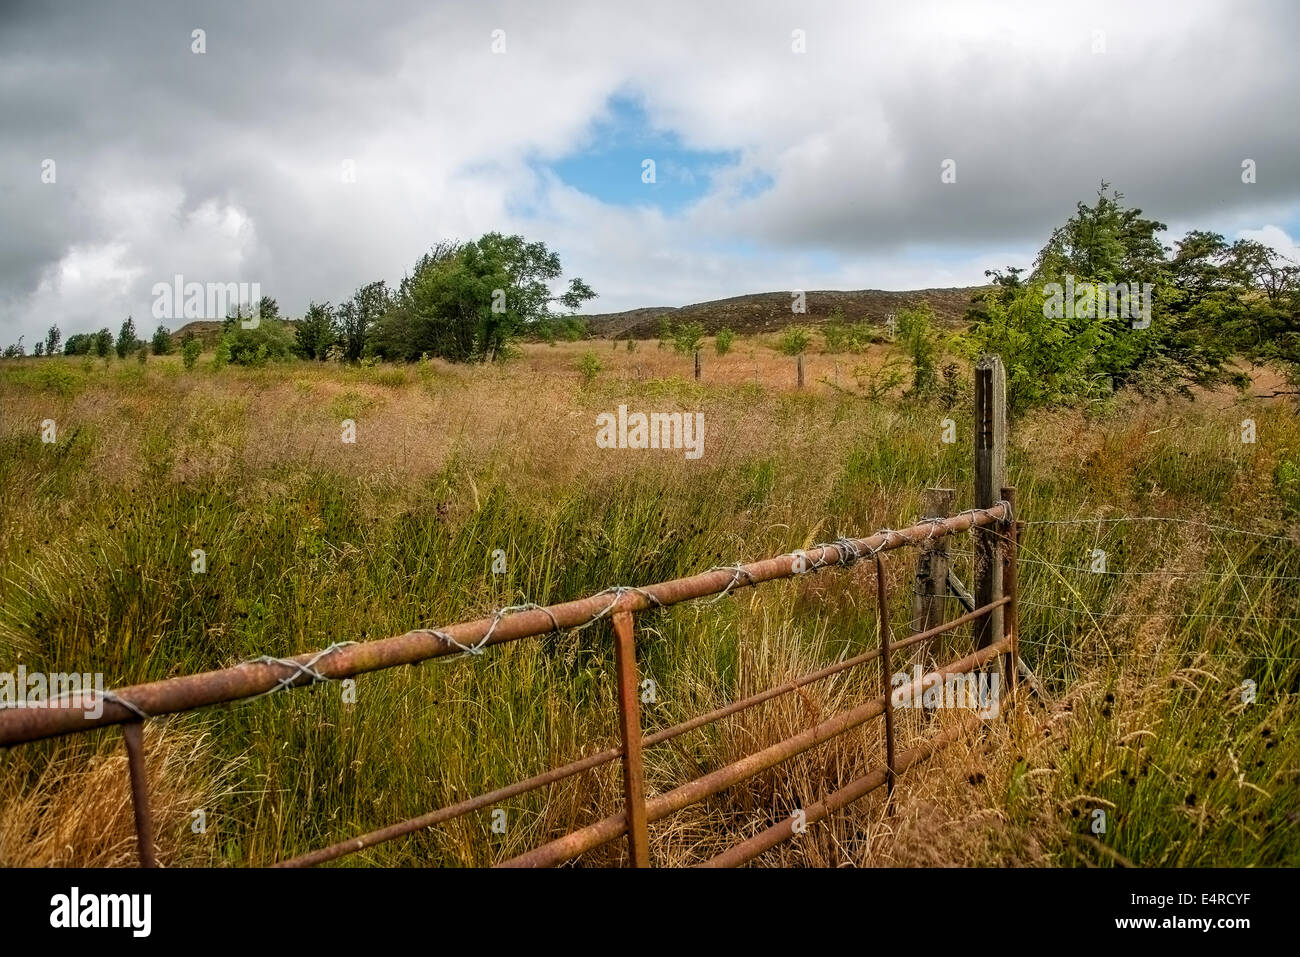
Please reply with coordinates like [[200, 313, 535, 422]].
[[0, 502, 1011, 747]]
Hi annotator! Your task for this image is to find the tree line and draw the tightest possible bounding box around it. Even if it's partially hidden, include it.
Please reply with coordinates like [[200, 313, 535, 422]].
[[966, 183, 1300, 410], [3, 231, 596, 367]]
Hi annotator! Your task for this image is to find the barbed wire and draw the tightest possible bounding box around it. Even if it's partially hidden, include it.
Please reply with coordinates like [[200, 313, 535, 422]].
[[1010, 555, 1300, 583], [1014, 595, 1300, 623], [1016, 634, 1300, 666], [247, 641, 360, 700], [945, 547, 1300, 583], [1019, 515, 1300, 545]]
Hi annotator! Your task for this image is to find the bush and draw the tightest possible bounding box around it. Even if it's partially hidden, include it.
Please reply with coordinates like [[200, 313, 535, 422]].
[[182, 339, 202, 370], [897, 304, 939, 397], [219, 318, 293, 366], [779, 325, 813, 356], [626, 339, 637, 353], [115, 317, 137, 360], [151, 325, 173, 355], [672, 321, 706, 355], [715, 328, 735, 356], [577, 351, 602, 387]]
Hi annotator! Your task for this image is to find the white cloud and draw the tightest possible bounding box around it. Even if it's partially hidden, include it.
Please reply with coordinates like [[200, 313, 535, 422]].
[[2, 0, 1298, 344]]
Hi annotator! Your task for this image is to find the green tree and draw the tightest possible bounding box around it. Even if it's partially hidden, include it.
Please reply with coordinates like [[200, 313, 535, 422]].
[[44, 324, 61, 357], [672, 321, 705, 355], [779, 325, 812, 356], [337, 282, 387, 362], [896, 304, 939, 397], [371, 234, 596, 363], [577, 351, 602, 387], [965, 182, 1284, 409], [182, 338, 202, 370], [295, 301, 338, 360], [115, 316, 137, 359], [151, 325, 172, 355], [715, 328, 736, 356], [219, 304, 293, 365], [93, 328, 113, 358], [64, 333, 92, 355]]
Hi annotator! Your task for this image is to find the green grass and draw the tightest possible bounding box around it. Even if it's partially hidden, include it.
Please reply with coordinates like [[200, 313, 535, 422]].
[[0, 353, 1297, 867]]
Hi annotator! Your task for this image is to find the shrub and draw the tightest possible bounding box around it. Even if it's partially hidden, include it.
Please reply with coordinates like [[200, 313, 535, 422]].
[[672, 321, 706, 355], [219, 318, 293, 366], [115, 317, 137, 360], [577, 351, 602, 387], [151, 325, 173, 355], [897, 304, 939, 397], [182, 339, 202, 370], [779, 325, 813, 356], [715, 328, 735, 356]]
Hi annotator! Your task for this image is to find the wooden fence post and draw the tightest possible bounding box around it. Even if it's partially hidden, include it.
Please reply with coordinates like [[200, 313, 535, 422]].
[[913, 487, 955, 650], [973, 355, 1006, 652], [797, 354, 805, 389], [694, 350, 701, 381]]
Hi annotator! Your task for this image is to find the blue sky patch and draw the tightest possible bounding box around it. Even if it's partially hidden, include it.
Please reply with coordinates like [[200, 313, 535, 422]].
[[542, 94, 741, 212]]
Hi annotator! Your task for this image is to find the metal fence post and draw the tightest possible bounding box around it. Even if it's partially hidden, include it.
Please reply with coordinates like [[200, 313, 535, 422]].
[[122, 721, 157, 868], [611, 609, 651, 866], [974, 355, 1006, 652], [1000, 485, 1020, 695], [875, 553, 896, 803], [913, 487, 955, 651]]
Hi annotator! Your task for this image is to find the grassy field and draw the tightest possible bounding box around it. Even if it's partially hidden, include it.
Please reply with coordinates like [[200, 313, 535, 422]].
[[1, 337, 1298, 867]]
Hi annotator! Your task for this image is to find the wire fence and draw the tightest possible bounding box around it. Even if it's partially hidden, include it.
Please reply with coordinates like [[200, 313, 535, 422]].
[[0, 502, 1021, 868], [939, 513, 1300, 674]]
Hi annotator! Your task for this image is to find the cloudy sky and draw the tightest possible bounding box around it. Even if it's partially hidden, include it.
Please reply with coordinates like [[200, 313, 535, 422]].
[[2, 0, 1298, 346]]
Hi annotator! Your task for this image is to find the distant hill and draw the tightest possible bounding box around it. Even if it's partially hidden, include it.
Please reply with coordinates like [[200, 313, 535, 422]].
[[171, 318, 298, 347], [580, 287, 986, 339], [171, 287, 985, 347]]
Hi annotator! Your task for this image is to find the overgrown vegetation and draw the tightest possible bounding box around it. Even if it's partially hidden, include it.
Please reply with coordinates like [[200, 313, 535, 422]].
[[967, 183, 1298, 411], [2, 353, 1295, 866], [779, 325, 813, 356]]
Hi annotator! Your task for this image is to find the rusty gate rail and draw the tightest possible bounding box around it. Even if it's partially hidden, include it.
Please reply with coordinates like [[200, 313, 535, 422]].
[[0, 504, 1009, 747], [0, 501, 1018, 868]]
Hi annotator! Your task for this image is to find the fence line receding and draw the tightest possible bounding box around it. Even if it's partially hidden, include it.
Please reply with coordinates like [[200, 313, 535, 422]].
[[0, 355, 1027, 869]]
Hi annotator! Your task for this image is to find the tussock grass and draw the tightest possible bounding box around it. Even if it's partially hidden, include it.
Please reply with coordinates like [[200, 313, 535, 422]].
[[0, 350, 1297, 866]]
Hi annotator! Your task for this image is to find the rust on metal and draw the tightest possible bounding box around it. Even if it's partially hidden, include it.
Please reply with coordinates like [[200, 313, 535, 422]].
[[122, 722, 157, 868], [497, 636, 1012, 868], [611, 610, 651, 867], [875, 552, 896, 801], [699, 716, 982, 868], [275, 596, 1007, 867], [1001, 487, 1020, 695], [0, 504, 1009, 748]]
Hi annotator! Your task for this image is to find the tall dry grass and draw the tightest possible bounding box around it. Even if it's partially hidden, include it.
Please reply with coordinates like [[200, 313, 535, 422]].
[[0, 344, 1297, 866]]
